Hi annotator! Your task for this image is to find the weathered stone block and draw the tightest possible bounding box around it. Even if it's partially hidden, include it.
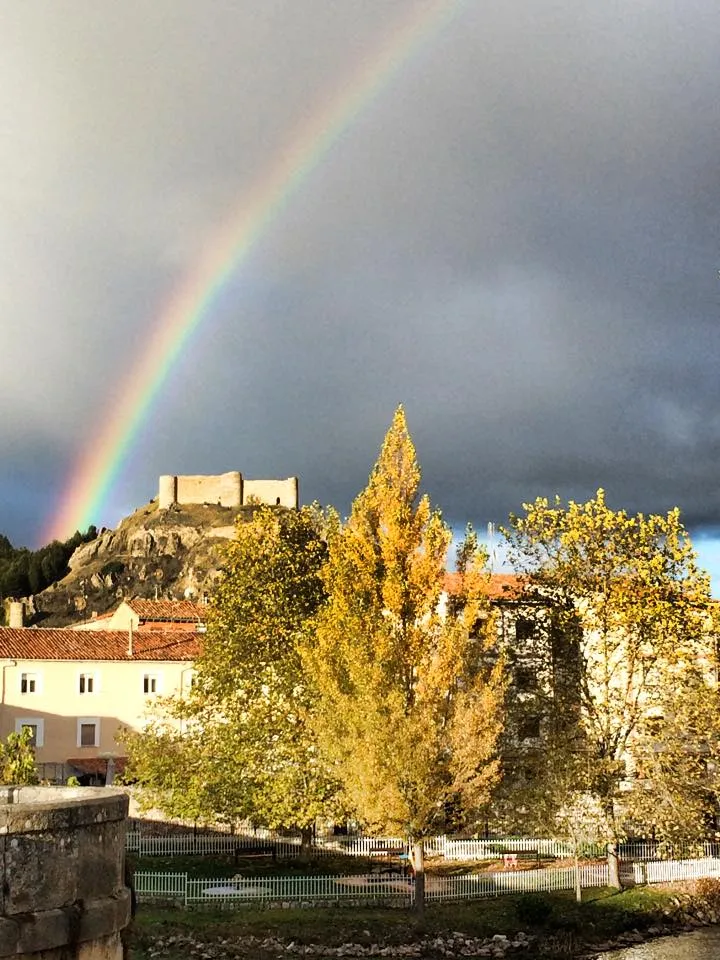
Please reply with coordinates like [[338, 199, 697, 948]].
[[16, 907, 71, 954], [4, 832, 78, 913], [77, 892, 131, 943], [0, 918, 18, 956]]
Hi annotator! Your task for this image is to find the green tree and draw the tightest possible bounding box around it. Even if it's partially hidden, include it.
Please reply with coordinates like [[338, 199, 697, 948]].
[[123, 505, 338, 846], [503, 490, 713, 885], [305, 408, 506, 911], [0, 728, 39, 784]]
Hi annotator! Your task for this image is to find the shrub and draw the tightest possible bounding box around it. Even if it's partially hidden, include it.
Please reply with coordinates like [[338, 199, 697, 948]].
[[695, 877, 720, 911], [516, 893, 556, 926]]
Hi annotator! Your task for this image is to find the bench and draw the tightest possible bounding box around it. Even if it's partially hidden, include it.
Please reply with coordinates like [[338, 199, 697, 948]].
[[500, 850, 539, 869], [233, 843, 277, 862], [368, 844, 406, 857], [372, 852, 412, 877]]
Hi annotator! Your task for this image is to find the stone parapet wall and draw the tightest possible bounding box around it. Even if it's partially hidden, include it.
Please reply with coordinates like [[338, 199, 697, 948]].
[[0, 787, 130, 960]]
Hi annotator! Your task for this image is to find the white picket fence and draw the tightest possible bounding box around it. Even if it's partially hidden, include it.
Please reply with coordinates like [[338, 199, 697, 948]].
[[127, 831, 720, 863], [134, 864, 610, 907], [437, 837, 720, 862], [643, 857, 720, 883], [126, 831, 408, 859], [133, 857, 720, 909]]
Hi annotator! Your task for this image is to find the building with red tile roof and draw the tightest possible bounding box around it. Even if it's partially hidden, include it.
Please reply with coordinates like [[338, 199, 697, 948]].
[[0, 625, 198, 784]]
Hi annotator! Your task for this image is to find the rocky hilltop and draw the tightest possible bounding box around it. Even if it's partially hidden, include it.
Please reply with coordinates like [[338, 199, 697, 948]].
[[33, 499, 252, 626]]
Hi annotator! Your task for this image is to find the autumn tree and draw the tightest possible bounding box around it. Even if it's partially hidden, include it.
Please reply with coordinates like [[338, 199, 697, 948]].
[[630, 660, 720, 848], [503, 490, 713, 885], [304, 408, 506, 910], [123, 506, 338, 845]]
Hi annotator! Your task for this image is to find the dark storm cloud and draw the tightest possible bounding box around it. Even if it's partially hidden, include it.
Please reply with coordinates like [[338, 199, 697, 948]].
[[2, 0, 720, 551]]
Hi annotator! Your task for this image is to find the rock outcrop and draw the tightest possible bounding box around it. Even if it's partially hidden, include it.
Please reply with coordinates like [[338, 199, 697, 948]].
[[33, 500, 259, 627]]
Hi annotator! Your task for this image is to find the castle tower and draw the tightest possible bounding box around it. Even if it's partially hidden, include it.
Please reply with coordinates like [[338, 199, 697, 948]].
[[158, 475, 178, 509]]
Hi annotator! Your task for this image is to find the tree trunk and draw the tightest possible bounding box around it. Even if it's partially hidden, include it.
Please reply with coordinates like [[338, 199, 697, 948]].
[[607, 841, 621, 890], [413, 840, 425, 915], [300, 826, 313, 862], [574, 852, 582, 903]]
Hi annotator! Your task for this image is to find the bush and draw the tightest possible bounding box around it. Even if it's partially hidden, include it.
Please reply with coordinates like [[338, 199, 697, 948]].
[[515, 893, 556, 926], [695, 877, 720, 911], [100, 560, 125, 578]]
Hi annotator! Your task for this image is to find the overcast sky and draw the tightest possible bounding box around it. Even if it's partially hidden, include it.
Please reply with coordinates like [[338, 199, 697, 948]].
[[3, 1, 720, 584]]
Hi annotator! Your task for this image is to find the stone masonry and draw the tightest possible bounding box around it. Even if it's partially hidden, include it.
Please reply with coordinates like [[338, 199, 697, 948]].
[[0, 786, 131, 960]]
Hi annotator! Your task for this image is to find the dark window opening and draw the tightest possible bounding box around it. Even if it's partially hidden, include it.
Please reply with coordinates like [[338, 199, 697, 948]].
[[21, 724, 38, 746], [80, 723, 96, 747], [519, 716, 541, 739], [468, 617, 484, 639], [515, 617, 535, 642], [515, 666, 537, 691]]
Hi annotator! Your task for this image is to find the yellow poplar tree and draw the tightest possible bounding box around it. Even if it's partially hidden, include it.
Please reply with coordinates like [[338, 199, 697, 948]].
[[504, 490, 713, 885], [304, 408, 506, 909], [631, 659, 720, 848]]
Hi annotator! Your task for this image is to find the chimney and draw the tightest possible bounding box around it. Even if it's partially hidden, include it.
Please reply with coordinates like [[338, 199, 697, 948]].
[[127, 621, 133, 657], [8, 601, 24, 629]]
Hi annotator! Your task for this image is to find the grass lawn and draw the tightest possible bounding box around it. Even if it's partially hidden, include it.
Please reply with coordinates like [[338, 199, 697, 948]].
[[130, 886, 677, 959]]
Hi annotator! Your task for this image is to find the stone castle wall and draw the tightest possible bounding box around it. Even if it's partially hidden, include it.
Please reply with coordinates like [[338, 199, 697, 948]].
[[244, 477, 298, 509], [0, 786, 130, 960], [159, 472, 297, 510]]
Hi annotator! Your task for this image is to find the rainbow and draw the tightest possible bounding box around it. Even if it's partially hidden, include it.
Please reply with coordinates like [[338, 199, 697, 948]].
[[47, 0, 465, 542]]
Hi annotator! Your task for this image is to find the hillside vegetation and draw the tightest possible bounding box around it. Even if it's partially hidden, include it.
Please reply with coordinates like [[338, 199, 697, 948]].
[[0, 527, 98, 620]]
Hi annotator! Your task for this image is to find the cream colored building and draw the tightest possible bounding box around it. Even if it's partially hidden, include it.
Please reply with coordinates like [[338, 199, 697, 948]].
[[0, 626, 199, 783], [71, 597, 206, 632]]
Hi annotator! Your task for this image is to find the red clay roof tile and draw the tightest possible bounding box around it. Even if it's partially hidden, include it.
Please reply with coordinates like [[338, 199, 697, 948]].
[[126, 599, 205, 621], [0, 627, 199, 661], [443, 572, 526, 600]]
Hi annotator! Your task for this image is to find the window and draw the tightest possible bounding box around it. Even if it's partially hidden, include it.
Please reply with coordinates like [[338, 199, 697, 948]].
[[519, 716, 541, 740], [20, 672, 38, 694], [515, 617, 535, 642], [15, 717, 44, 747], [515, 666, 537, 692], [77, 718, 100, 748], [78, 673, 96, 694], [143, 674, 160, 695], [644, 715, 664, 735], [468, 618, 484, 640]]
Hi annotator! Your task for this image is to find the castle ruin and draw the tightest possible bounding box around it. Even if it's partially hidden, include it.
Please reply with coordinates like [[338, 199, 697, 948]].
[[158, 471, 298, 510]]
